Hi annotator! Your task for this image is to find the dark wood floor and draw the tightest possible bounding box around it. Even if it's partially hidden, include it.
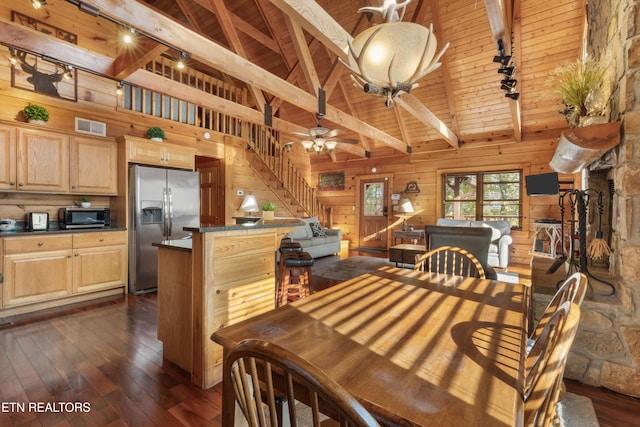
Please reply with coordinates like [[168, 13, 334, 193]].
[[0, 251, 638, 426]]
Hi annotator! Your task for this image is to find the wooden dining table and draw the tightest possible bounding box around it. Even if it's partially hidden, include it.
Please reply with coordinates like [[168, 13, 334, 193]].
[[211, 265, 529, 427]]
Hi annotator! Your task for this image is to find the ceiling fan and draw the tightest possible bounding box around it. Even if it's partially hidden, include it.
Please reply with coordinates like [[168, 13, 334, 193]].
[[285, 89, 359, 153]]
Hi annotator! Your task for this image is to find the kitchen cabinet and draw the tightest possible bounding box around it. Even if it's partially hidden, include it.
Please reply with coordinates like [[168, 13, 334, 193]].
[[2, 235, 74, 307], [0, 124, 16, 190], [1, 231, 127, 311], [69, 136, 118, 195], [17, 128, 69, 193], [126, 136, 195, 170], [72, 231, 126, 293]]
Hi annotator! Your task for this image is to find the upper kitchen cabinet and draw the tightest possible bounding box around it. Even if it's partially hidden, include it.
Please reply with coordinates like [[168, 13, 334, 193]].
[[125, 136, 195, 170], [17, 127, 69, 193], [70, 136, 118, 195], [0, 124, 16, 190]]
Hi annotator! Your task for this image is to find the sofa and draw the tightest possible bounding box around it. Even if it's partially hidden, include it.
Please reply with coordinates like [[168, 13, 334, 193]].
[[436, 219, 513, 268], [284, 217, 342, 258]]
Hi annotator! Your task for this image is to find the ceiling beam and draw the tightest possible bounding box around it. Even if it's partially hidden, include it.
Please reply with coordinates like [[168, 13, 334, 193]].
[[269, 0, 459, 148], [207, 0, 267, 111], [81, 0, 408, 152], [283, 17, 321, 96]]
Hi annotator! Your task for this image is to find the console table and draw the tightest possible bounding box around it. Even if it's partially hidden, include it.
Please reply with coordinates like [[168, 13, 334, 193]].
[[393, 230, 426, 245]]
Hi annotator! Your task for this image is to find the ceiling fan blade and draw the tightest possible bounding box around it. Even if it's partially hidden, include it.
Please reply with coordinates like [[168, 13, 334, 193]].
[[324, 128, 344, 138], [291, 131, 311, 137], [335, 138, 360, 144]]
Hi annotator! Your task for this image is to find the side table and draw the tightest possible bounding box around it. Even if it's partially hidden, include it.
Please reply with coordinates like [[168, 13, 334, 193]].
[[389, 244, 426, 268], [393, 230, 426, 245]]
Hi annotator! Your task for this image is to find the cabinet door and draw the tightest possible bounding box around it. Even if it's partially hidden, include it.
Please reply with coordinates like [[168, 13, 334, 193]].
[[0, 125, 16, 190], [70, 136, 118, 194], [3, 250, 73, 307], [73, 244, 126, 293], [17, 128, 69, 192], [163, 145, 195, 170], [128, 138, 165, 166]]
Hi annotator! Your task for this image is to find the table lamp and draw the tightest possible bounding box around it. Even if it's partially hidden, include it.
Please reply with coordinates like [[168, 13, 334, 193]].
[[240, 194, 259, 216], [398, 198, 414, 231]]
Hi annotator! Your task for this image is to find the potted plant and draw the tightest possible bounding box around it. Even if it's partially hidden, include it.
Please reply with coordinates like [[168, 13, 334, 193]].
[[261, 201, 276, 220], [146, 126, 166, 142], [547, 56, 608, 128], [23, 103, 49, 125], [81, 196, 91, 208]]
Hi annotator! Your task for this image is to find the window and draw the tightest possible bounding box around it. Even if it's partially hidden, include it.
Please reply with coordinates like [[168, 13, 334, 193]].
[[442, 170, 522, 228]]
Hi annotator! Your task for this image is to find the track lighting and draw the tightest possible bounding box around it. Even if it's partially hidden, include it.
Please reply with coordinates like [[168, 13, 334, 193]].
[[500, 78, 517, 92], [116, 83, 124, 95], [493, 39, 519, 101], [63, 65, 74, 79], [123, 28, 135, 44], [176, 52, 188, 69], [493, 54, 512, 66], [505, 92, 520, 100], [8, 48, 17, 65], [497, 66, 515, 76], [31, 0, 47, 9]]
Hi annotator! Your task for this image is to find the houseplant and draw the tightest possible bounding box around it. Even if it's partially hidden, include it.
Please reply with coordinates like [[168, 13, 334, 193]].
[[23, 103, 49, 125], [81, 196, 91, 208], [146, 126, 166, 141], [261, 201, 276, 220], [547, 56, 608, 128]]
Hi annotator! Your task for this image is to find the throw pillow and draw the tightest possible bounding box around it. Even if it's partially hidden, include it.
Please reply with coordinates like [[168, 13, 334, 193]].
[[310, 222, 326, 237]]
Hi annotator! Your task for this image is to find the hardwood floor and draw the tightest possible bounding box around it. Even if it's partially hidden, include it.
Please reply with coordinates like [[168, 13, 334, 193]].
[[0, 251, 638, 426]]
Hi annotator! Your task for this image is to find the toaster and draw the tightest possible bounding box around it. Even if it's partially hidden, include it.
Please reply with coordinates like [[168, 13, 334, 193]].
[[28, 212, 49, 231]]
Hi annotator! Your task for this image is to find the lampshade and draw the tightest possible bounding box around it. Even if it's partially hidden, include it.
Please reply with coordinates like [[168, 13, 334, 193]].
[[398, 198, 414, 213], [240, 194, 259, 213]]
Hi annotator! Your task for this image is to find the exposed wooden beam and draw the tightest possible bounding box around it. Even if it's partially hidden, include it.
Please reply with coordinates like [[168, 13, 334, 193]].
[[283, 17, 321, 96], [269, 0, 458, 148], [207, 0, 267, 111], [83, 0, 408, 152], [112, 39, 167, 81], [394, 94, 458, 147]]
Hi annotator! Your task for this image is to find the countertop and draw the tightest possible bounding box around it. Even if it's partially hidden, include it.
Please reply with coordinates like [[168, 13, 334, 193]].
[[184, 218, 302, 233], [152, 239, 193, 251], [0, 226, 127, 238]]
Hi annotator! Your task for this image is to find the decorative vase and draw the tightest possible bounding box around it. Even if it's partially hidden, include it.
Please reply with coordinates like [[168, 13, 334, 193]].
[[262, 210, 275, 221], [150, 137, 163, 142], [28, 119, 46, 126], [81, 202, 91, 208]]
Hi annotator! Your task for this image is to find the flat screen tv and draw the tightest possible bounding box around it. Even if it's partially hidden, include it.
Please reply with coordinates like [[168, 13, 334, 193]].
[[525, 172, 559, 196]]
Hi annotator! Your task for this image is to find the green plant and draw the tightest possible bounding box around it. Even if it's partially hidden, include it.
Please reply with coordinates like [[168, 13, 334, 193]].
[[81, 196, 90, 203], [23, 103, 49, 122], [547, 57, 608, 127], [146, 126, 166, 140], [261, 201, 276, 211]]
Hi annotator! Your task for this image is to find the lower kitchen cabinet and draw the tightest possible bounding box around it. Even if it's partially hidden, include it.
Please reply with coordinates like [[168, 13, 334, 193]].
[[1, 231, 127, 313]]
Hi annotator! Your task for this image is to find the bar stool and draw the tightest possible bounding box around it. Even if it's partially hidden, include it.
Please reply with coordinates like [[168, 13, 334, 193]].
[[276, 251, 314, 307], [278, 241, 303, 282]]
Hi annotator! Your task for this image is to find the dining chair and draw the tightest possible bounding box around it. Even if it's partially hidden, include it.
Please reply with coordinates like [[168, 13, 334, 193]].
[[226, 338, 381, 427], [414, 245, 487, 279], [527, 272, 588, 355], [524, 301, 581, 427]]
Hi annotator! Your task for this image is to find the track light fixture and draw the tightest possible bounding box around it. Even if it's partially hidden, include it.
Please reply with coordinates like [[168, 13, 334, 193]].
[[176, 52, 188, 69], [497, 66, 515, 76], [505, 92, 520, 100], [63, 65, 74, 79], [123, 28, 135, 44], [8, 47, 17, 65], [116, 83, 124, 95], [493, 39, 519, 101]]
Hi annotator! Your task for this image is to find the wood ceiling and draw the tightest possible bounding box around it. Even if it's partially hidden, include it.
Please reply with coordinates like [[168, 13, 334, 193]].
[[2, 0, 586, 163]]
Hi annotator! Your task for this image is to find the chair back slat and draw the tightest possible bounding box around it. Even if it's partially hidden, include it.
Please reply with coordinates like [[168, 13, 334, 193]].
[[226, 339, 381, 427], [414, 245, 487, 279]]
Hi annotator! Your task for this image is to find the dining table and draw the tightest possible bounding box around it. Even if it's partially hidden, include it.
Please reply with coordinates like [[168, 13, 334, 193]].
[[211, 265, 529, 427]]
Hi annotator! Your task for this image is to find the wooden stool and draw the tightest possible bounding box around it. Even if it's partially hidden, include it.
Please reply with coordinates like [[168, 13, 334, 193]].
[[276, 251, 313, 307], [278, 241, 303, 283]]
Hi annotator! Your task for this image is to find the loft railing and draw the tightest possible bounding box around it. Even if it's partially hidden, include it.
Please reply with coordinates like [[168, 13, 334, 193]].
[[120, 57, 326, 222]]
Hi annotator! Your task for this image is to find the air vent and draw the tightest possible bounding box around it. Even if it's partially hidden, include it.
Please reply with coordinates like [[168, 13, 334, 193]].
[[75, 117, 106, 137]]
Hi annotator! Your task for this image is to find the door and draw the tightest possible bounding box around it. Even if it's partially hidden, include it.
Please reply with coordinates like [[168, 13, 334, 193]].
[[167, 169, 200, 239], [358, 178, 389, 249], [197, 157, 224, 226]]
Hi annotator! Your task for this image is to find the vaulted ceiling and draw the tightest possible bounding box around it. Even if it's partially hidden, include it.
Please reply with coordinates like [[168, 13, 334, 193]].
[[1, 0, 586, 163]]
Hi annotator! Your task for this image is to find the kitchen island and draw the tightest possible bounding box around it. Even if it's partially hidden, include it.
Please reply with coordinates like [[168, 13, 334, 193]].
[[153, 219, 300, 389]]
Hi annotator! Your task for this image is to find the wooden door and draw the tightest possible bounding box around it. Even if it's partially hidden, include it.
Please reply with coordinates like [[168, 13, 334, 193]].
[[358, 178, 389, 249], [197, 157, 224, 226]]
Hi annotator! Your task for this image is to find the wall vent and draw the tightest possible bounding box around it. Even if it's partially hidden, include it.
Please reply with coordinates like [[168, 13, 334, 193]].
[[75, 117, 106, 137]]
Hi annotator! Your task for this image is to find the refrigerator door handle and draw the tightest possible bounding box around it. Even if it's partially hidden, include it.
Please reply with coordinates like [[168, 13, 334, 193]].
[[168, 188, 174, 237], [162, 188, 169, 237]]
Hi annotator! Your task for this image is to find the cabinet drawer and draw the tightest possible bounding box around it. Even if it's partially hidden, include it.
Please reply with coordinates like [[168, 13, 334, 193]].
[[4, 235, 73, 254], [73, 231, 126, 248]]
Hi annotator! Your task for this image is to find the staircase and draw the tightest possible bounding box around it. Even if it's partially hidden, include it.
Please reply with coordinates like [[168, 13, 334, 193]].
[[245, 123, 329, 225]]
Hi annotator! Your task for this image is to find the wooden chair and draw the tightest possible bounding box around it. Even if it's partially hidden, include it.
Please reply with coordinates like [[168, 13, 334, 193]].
[[524, 301, 581, 427], [226, 338, 380, 427], [414, 245, 487, 279], [527, 272, 588, 355]]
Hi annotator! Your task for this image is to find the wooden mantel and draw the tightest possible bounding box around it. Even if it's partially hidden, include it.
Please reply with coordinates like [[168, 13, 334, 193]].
[[549, 121, 621, 173]]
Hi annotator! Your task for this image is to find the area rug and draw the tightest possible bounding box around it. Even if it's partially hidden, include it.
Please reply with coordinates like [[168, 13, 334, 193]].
[[312, 256, 394, 282], [557, 392, 600, 426]]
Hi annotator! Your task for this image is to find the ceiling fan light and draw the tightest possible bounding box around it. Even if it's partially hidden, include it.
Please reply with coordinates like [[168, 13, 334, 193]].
[[301, 140, 313, 151], [325, 141, 337, 151]]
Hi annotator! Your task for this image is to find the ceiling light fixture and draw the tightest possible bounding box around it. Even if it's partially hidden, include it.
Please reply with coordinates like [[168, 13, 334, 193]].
[[340, 0, 449, 108], [63, 65, 74, 79], [116, 83, 124, 95], [8, 47, 17, 65], [494, 39, 519, 101], [123, 28, 135, 44], [31, 0, 47, 9], [176, 52, 187, 69]]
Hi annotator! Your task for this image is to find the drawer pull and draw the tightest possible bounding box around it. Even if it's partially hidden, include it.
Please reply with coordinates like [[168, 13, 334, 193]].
[[38, 242, 44, 246], [99, 238, 104, 242]]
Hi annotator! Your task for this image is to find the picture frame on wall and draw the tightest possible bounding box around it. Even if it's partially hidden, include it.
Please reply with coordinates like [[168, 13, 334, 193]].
[[318, 172, 346, 191]]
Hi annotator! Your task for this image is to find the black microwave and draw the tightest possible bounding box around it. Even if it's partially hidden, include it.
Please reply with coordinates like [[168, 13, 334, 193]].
[[59, 208, 110, 229]]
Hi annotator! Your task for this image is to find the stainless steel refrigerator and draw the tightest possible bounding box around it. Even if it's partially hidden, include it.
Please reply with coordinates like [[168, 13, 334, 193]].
[[129, 164, 200, 294]]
